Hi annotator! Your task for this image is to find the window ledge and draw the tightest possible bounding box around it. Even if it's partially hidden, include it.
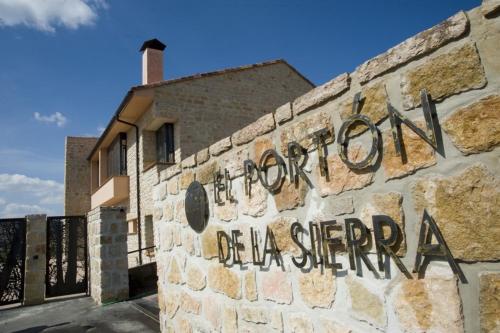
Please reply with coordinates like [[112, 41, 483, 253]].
[[143, 161, 175, 173]]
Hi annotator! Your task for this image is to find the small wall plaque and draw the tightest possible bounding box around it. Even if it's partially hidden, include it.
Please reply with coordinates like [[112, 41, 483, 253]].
[[185, 181, 209, 233]]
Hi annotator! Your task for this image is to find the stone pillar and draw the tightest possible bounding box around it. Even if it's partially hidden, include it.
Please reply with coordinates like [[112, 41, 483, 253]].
[[23, 214, 47, 305], [88, 206, 129, 304]]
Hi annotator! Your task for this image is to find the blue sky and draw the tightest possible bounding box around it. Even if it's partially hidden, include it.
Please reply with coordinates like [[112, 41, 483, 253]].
[[0, 0, 478, 217]]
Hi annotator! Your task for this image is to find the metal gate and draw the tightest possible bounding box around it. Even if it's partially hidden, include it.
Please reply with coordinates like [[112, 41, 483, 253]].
[[0, 218, 26, 305], [46, 216, 88, 298]]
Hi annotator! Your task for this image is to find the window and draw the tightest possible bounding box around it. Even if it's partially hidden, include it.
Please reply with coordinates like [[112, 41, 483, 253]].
[[156, 123, 175, 164], [128, 219, 138, 235], [107, 132, 127, 178]]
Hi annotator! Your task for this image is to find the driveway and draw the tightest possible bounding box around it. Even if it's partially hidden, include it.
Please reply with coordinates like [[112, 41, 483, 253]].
[[0, 295, 160, 333]]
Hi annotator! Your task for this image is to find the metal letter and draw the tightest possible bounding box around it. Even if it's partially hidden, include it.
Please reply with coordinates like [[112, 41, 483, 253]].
[[243, 159, 257, 198], [290, 222, 310, 268], [372, 215, 412, 279], [387, 89, 439, 157], [224, 168, 235, 202], [345, 218, 380, 279], [257, 149, 286, 192], [262, 227, 281, 267], [231, 230, 243, 265], [337, 114, 380, 170], [217, 231, 232, 264], [309, 128, 331, 179], [320, 220, 342, 269], [213, 169, 225, 205], [308, 222, 322, 268], [250, 227, 263, 266], [413, 210, 466, 283]]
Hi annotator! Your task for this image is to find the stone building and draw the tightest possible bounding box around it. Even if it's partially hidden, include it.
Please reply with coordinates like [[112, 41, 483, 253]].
[[64, 39, 314, 266]]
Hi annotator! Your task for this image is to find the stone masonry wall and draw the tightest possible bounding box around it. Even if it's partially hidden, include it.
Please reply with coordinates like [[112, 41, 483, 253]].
[[64, 136, 98, 216], [88, 206, 129, 304], [153, 4, 500, 333], [23, 214, 47, 305]]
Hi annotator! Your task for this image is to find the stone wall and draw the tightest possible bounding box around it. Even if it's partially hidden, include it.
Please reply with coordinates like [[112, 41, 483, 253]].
[[64, 136, 98, 216], [88, 206, 129, 304], [23, 214, 47, 305], [153, 4, 500, 333]]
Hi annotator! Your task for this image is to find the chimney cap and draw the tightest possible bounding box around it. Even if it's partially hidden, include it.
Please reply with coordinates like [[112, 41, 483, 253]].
[[139, 38, 166, 52]]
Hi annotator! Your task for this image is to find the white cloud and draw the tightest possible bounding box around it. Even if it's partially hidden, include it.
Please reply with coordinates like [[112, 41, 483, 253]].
[[34, 111, 67, 127], [0, 173, 63, 217], [0, 173, 63, 196], [1, 203, 47, 217], [97, 126, 105, 134], [0, 0, 107, 32]]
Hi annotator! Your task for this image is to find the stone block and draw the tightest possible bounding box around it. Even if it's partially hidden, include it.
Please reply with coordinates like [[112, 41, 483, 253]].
[[412, 163, 500, 261], [479, 272, 500, 333], [167, 257, 182, 284], [293, 73, 350, 115], [196, 161, 218, 185], [268, 216, 300, 255], [262, 270, 293, 304], [175, 199, 188, 225], [222, 305, 238, 333], [208, 265, 241, 299], [443, 94, 500, 155], [167, 178, 179, 195], [346, 276, 386, 329], [274, 179, 308, 212], [321, 319, 352, 333], [382, 121, 436, 180], [232, 113, 276, 145], [182, 154, 196, 168], [401, 43, 486, 110], [240, 305, 269, 324], [275, 102, 293, 124], [254, 135, 274, 159], [165, 163, 182, 180], [360, 192, 406, 256], [241, 181, 268, 217], [280, 111, 334, 156], [357, 11, 469, 83], [196, 148, 210, 165], [163, 201, 174, 221], [186, 262, 206, 291], [210, 137, 232, 156], [298, 269, 336, 308], [180, 291, 201, 314], [340, 82, 388, 135], [180, 170, 195, 190], [201, 225, 224, 259], [203, 296, 221, 330], [215, 202, 238, 222], [288, 313, 314, 333], [394, 274, 463, 333], [314, 146, 374, 196], [244, 270, 258, 301], [223, 147, 247, 178]]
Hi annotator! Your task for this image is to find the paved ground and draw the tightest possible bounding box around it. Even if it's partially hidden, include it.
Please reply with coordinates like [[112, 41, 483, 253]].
[[0, 294, 160, 333]]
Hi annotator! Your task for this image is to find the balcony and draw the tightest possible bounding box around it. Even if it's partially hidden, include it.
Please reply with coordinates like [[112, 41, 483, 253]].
[[91, 175, 129, 209]]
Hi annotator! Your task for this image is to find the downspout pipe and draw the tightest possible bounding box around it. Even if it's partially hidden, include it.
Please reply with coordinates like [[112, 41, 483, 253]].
[[116, 117, 143, 266]]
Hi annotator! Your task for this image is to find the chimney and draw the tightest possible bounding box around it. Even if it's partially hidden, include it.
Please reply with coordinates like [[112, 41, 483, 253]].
[[140, 38, 166, 85]]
